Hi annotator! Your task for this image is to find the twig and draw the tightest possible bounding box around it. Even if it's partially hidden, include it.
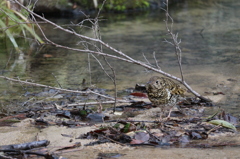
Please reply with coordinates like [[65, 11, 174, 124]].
[[153, 51, 161, 70], [0, 113, 25, 122], [87, 53, 92, 85], [0, 75, 114, 100], [93, 132, 126, 146], [32, 90, 59, 107], [106, 120, 160, 123], [85, 1, 118, 113], [163, 0, 184, 81], [51, 73, 62, 88], [207, 124, 222, 134], [146, 129, 162, 142], [60, 100, 130, 107], [0, 140, 50, 150], [142, 52, 151, 66]]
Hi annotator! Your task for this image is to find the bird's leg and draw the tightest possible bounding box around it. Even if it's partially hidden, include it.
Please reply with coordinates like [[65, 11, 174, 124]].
[[176, 104, 186, 116], [156, 108, 164, 122], [159, 111, 163, 121], [166, 104, 175, 119], [167, 108, 173, 119]]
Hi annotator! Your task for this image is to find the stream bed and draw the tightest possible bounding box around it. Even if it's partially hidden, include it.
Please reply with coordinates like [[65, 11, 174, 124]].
[[1, 0, 240, 158]]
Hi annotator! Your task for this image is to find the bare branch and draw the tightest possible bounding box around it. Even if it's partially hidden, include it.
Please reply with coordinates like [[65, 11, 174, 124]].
[[163, 0, 184, 81], [87, 7, 118, 112], [153, 52, 161, 70], [0, 76, 114, 100], [51, 73, 62, 88], [142, 52, 152, 66], [60, 100, 129, 108]]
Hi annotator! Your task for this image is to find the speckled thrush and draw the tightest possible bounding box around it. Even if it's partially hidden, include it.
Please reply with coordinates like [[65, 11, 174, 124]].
[[146, 76, 185, 120]]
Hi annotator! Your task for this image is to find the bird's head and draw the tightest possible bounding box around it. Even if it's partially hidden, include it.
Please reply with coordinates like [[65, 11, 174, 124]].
[[146, 76, 165, 90]]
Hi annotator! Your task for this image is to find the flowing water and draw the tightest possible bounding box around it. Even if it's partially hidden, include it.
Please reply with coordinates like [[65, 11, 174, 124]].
[[1, 0, 240, 114]]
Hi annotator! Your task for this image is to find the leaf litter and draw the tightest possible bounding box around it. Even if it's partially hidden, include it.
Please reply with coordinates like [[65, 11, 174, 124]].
[[0, 85, 239, 158]]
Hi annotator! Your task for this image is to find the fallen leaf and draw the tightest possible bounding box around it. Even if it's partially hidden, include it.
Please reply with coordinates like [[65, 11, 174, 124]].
[[130, 92, 148, 98], [213, 92, 225, 95], [134, 132, 150, 142], [43, 54, 53, 58], [208, 120, 237, 131], [130, 139, 144, 144]]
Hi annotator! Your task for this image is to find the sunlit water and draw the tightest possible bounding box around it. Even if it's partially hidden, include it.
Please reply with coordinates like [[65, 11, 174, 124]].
[[0, 0, 240, 115]]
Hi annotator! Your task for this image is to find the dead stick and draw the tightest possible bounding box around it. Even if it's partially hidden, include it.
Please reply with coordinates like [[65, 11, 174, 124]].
[[61, 100, 130, 107], [106, 120, 159, 123], [93, 132, 126, 146], [0, 75, 114, 100]]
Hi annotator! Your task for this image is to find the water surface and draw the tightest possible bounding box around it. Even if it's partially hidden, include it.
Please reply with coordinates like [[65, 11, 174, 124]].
[[0, 0, 240, 115]]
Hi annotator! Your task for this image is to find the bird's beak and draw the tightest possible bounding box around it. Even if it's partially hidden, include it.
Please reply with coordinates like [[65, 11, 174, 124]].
[[146, 83, 151, 89], [147, 81, 152, 85]]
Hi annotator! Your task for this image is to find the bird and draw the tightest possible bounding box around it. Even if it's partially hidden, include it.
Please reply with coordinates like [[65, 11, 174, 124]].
[[146, 76, 185, 120]]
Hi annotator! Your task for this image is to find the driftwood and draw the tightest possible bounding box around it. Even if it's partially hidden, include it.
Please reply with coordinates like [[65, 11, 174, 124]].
[[0, 140, 50, 150]]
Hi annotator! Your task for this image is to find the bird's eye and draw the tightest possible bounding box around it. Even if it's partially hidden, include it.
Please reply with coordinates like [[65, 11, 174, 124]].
[[156, 80, 159, 84]]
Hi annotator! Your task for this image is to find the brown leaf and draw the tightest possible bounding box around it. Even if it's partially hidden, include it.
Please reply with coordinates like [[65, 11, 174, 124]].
[[213, 92, 225, 95], [130, 92, 148, 98], [43, 54, 53, 58], [130, 139, 144, 144], [134, 132, 150, 142]]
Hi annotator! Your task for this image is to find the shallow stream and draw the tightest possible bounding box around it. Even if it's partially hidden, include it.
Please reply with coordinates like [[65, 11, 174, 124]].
[[1, 0, 240, 158], [1, 0, 240, 115]]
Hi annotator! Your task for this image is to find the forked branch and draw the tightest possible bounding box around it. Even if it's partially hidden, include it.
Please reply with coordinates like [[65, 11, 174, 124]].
[[5, 0, 210, 102]]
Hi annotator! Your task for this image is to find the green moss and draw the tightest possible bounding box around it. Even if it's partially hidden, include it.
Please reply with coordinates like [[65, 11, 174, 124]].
[[102, 0, 150, 11], [72, 0, 150, 11]]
